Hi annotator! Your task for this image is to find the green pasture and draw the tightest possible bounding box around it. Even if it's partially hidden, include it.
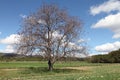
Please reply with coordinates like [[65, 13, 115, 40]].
[[0, 61, 120, 80]]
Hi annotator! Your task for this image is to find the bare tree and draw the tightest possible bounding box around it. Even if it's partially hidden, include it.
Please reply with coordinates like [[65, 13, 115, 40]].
[[16, 4, 86, 71]]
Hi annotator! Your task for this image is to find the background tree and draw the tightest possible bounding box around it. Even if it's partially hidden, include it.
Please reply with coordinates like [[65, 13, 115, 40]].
[[16, 4, 86, 71]]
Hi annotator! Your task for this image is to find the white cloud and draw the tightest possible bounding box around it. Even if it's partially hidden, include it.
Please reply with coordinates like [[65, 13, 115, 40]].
[[38, 19, 46, 25], [78, 39, 85, 43], [20, 14, 27, 19], [68, 42, 83, 50], [95, 41, 120, 53], [0, 34, 20, 53], [92, 13, 120, 39], [0, 45, 15, 53], [78, 38, 91, 43], [89, 52, 108, 56], [90, 0, 120, 15], [92, 13, 120, 28], [4, 45, 15, 53], [0, 34, 20, 44]]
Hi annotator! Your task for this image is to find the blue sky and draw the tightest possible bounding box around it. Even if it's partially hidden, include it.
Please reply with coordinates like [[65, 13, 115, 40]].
[[0, 0, 120, 55]]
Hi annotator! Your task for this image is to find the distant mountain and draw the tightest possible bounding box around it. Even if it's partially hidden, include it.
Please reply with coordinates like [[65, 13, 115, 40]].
[[0, 53, 4, 56], [0, 53, 19, 57]]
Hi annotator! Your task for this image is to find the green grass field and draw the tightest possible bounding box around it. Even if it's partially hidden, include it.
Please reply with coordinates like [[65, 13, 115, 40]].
[[0, 61, 120, 80]]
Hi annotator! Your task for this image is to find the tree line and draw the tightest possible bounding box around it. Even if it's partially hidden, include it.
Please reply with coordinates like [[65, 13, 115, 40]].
[[0, 53, 85, 62], [88, 49, 120, 63], [0, 48, 119, 63]]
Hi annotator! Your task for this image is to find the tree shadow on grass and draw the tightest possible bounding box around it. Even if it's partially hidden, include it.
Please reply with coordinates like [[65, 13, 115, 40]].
[[20, 67, 83, 75]]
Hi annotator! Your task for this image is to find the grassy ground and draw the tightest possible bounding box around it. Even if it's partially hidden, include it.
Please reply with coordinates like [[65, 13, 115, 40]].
[[0, 61, 120, 80]]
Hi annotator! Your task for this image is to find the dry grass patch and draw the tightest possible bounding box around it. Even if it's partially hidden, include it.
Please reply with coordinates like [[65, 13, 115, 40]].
[[61, 66, 94, 71], [1, 68, 19, 71]]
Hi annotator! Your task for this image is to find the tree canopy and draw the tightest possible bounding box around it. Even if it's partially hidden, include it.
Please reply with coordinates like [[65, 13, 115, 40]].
[[16, 4, 86, 70]]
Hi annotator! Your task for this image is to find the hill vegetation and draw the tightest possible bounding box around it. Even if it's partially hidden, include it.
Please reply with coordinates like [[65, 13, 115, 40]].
[[0, 53, 85, 62], [88, 49, 120, 63], [0, 49, 120, 63]]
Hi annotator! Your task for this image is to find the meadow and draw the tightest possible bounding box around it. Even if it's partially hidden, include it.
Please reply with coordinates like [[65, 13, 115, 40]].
[[0, 61, 120, 80]]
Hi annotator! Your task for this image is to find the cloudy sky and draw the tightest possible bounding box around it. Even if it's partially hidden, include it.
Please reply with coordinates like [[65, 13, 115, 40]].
[[0, 0, 120, 55]]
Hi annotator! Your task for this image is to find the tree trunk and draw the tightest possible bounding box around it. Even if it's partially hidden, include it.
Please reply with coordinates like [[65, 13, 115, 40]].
[[48, 60, 53, 71]]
